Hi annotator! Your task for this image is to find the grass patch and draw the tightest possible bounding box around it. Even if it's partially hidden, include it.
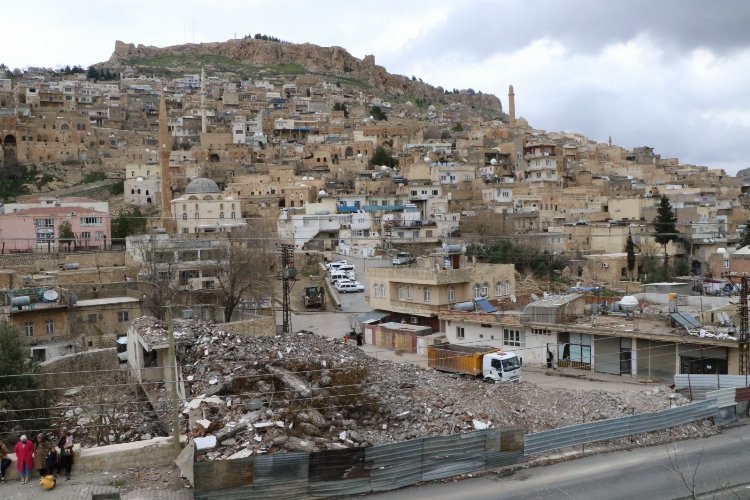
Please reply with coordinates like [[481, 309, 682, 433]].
[[128, 54, 307, 79]]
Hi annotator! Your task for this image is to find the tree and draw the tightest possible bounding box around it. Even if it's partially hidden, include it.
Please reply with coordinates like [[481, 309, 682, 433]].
[[625, 232, 638, 279], [0, 322, 49, 435], [132, 235, 178, 320], [370, 105, 387, 121], [87, 65, 99, 80], [653, 194, 679, 275], [740, 222, 750, 248], [370, 146, 396, 168], [333, 102, 349, 118], [58, 219, 75, 252], [208, 226, 276, 323], [112, 206, 148, 242], [451, 122, 463, 132]]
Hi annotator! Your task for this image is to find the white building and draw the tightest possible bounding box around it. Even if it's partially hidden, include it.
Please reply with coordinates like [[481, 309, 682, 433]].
[[171, 178, 246, 234], [124, 163, 161, 206]]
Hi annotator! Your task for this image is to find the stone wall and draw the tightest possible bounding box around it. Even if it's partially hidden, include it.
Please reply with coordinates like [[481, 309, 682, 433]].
[[0, 249, 127, 273], [218, 315, 276, 337], [3, 437, 180, 479]]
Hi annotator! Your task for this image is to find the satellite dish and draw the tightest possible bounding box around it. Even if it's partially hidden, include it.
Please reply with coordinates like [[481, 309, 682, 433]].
[[357, 153, 363, 159], [318, 190, 328, 198], [619, 295, 639, 311], [490, 158, 497, 166], [424, 156, 431, 163], [43, 289, 59, 302]]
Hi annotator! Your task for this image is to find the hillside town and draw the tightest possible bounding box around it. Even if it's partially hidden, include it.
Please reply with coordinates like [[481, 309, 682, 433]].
[[0, 37, 749, 496]]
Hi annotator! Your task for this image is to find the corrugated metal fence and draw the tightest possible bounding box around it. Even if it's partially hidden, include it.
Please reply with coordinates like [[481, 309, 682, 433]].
[[193, 427, 525, 499], [192, 390, 738, 498], [524, 399, 718, 456], [674, 374, 750, 390]]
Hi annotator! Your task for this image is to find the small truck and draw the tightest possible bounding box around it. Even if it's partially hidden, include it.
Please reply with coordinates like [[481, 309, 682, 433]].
[[427, 343, 521, 382], [391, 252, 416, 265], [302, 285, 325, 309]]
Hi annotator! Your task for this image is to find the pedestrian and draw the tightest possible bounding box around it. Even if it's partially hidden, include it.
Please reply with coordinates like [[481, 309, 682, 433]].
[[0, 439, 11, 483], [33, 433, 50, 477], [14, 435, 34, 484], [547, 349, 554, 369], [57, 428, 74, 480], [45, 444, 58, 478]]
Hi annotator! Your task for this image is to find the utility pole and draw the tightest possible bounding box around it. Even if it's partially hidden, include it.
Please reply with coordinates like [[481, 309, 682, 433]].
[[278, 243, 297, 334], [165, 308, 181, 454], [725, 273, 749, 378]]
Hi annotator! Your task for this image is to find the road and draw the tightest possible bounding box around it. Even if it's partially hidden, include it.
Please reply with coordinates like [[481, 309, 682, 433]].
[[291, 254, 389, 337], [368, 424, 750, 500]]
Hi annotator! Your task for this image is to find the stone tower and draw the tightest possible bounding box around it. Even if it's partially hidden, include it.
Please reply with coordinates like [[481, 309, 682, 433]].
[[508, 85, 516, 127], [158, 90, 173, 231], [200, 67, 207, 134]]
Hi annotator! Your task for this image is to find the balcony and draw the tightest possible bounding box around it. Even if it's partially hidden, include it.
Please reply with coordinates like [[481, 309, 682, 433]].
[[367, 266, 470, 285]]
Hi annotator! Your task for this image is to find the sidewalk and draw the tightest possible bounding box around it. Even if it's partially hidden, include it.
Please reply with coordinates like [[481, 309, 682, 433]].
[[0, 468, 193, 500]]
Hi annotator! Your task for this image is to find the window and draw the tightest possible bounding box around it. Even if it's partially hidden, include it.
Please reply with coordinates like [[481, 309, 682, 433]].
[[80, 217, 102, 226], [117, 311, 129, 322], [503, 281, 510, 295], [379, 284, 385, 298], [24, 322, 33, 337], [456, 326, 465, 339], [373, 283, 380, 298], [182, 213, 187, 220], [81, 231, 91, 240], [724, 260, 730, 269], [410, 316, 418, 324], [473, 284, 481, 299], [495, 282, 502, 296], [423, 286, 431, 302], [398, 286, 405, 300], [481, 282, 488, 297], [406, 286, 412, 299], [448, 286, 455, 302], [503, 328, 523, 347], [231, 212, 236, 219], [219, 212, 225, 219], [45, 320, 54, 335], [87, 314, 97, 324]]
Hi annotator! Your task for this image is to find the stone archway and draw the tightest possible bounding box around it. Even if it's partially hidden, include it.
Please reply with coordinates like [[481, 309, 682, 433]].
[[2, 134, 17, 164]]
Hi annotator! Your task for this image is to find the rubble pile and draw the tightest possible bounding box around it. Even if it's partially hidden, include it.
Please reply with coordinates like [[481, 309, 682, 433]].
[[160, 318, 717, 461], [52, 382, 166, 447]]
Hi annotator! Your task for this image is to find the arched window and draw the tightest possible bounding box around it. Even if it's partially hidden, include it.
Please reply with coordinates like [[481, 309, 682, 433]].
[[379, 284, 385, 298], [220, 212, 225, 219], [503, 281, 511, 295], [448, 286, 455, 302], [481, 282, 489, 297], [231, 212, 236, 219], [495, 282, 502, 296], [423, 286, 431, 302], [473, 284, 481, 299], [182, 213, 187, 220]]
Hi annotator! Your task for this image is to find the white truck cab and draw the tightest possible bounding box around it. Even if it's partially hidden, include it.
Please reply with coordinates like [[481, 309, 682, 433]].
[[482, 351, 521, 382]]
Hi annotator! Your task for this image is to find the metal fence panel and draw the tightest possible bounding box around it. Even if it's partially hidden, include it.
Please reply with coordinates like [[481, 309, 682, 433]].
[[715, 405, 736, 426], [674, 374, 750, 390], [193, 457, 253, 494], [736, 387, 750, 402], [421, 431, 487, 482], [706, 388, 737, 408], [308, 448, 370, 497], [524, 400, 718, 456], [365, 438, 424, 492]]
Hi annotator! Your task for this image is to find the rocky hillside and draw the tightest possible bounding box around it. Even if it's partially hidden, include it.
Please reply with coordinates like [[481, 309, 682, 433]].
[[105, 39, 503, 113]]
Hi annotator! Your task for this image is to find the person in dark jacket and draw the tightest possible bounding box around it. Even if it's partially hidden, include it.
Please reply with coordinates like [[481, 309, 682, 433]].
[[57, 428, 74, 480], [0, 440, 11, 482], [33, 433, 51, 477]]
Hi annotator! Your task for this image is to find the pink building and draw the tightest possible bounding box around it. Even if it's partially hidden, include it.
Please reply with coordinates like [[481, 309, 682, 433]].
[[0, 206, 112, 253]]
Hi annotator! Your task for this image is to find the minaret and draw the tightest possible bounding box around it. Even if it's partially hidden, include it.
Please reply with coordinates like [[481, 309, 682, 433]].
[[200, 67, 207, 134], [508, 85, 516, 127], [158, 89, 173, 230]]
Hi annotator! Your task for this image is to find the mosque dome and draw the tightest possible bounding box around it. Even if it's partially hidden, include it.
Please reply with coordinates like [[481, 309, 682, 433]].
[[185, 177, 220, 195]]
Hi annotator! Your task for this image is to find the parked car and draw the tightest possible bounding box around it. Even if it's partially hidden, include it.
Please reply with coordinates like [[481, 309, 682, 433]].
[[326, 260, 350, 271], [330, 270, 356, 283], [335, 281, 365, 293], [333, 279, 363, 288]]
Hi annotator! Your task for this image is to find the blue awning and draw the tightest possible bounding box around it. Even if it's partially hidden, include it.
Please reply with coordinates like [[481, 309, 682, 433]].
[[474, 299, 497, 313]]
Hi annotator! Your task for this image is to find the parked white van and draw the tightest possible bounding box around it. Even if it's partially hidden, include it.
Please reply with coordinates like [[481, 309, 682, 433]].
[[331, 270, 355, 283]]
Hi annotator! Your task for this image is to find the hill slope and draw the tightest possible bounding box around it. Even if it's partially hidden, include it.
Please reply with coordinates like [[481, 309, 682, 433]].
[[105, 38, 503, 113]]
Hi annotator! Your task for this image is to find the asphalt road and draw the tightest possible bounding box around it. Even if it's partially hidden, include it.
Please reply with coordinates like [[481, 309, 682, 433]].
[[368, 424, 750, 500]]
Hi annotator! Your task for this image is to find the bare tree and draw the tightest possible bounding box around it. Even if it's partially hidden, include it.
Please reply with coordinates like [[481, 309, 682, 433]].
[[208, 224, 276, 323], [130, 235, 179, 320]]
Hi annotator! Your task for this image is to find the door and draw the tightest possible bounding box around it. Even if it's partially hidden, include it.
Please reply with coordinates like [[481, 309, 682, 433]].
[[620, 348, 632, 375]]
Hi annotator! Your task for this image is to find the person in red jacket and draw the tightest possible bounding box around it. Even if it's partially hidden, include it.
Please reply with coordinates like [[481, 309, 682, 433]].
[[14, 435, 34, 484]]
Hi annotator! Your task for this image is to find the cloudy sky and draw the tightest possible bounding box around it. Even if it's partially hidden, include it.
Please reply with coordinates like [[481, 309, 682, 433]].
[[2, 0, 748, 174]]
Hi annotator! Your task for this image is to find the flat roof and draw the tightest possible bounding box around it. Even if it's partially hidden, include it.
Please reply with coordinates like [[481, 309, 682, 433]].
[[75, 297, 140, 307]]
